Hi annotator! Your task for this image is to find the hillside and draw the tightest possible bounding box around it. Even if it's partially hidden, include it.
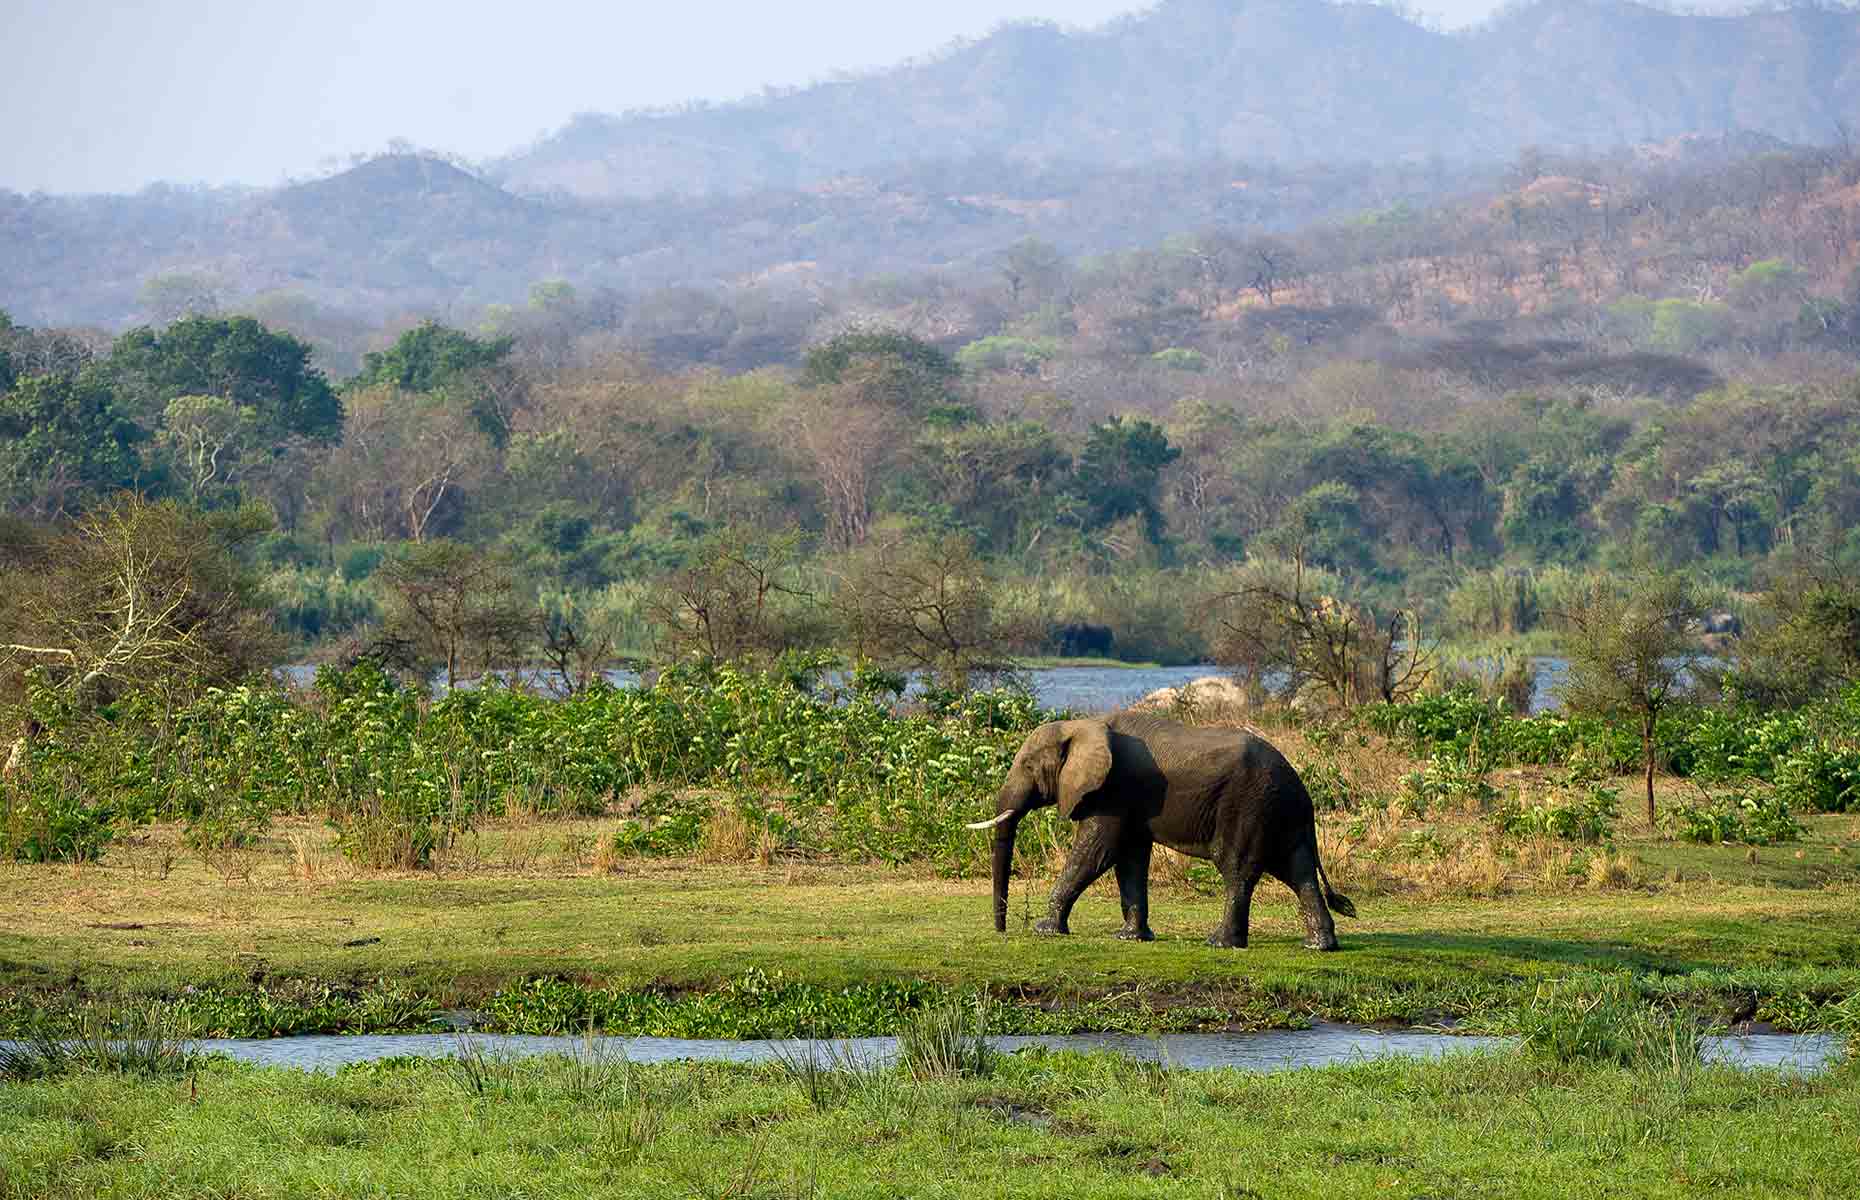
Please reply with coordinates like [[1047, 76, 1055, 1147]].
[[495, 0, 1860, 199], [4, 0, 1860, 331], [0, 153, 1496, 329]]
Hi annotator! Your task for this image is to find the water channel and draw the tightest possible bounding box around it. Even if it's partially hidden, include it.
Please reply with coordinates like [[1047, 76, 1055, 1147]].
[[90, 1025, 1843, 1075], [282, 660, 1575, 715]]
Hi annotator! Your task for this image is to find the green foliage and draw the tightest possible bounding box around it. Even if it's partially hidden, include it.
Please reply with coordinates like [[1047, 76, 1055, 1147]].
[[1495, 781, 1619, 844], [1399, 749, 1499, 816], [897, 991, 996, 1080], [0, 371, 147, 518], [108, 315, 341, 441], [1519, 975, 1704, 1069], [5, 660, 1048, 870], [954, 335, 1057, 375], [1662, 789, 1805, 846], [1074, 415, 1179, 538]]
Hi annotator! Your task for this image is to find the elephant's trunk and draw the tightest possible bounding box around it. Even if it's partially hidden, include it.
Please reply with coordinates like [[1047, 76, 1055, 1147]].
[[990, 813, 1022, 933]]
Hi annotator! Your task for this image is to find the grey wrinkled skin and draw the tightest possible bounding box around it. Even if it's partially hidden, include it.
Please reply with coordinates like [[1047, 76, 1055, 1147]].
[[985, 713, 1357, 949]]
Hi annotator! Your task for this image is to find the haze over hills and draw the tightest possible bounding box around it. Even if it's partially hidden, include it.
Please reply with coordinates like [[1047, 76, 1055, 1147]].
[[495, 0, 1860, 198], [2, 0, 1857, 329]]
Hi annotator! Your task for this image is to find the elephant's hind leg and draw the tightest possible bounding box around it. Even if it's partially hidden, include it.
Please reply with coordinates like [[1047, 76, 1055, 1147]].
[[1207, 864, 1261, 948], [1113, 837, 1155, 941], [1037, 813, 1123, 936], [1278, 841, 1339, 951]]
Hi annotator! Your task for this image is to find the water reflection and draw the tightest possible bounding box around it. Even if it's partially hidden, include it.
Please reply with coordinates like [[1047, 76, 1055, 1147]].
[[73, 1025, 1841, 1075]]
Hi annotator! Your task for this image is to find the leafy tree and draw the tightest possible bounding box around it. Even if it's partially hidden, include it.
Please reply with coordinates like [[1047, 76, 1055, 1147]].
[[802, 327, 966, 422], [1554, 570, 1705, 827], [1731, 556, 1860, 707], [0, 371, 147, 520], [351, 320, 514, 395], [155, 395, 260, 506], [1074, 416, 1179, 541], [916, 421, 1070, 556], [109, 316, 342, 443]]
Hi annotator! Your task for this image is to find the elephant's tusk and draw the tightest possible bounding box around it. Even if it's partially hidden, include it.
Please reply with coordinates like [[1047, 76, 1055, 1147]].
[[964, 812, 1013, 830]]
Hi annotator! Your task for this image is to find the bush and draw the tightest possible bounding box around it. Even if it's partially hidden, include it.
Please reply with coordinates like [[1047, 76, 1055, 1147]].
[[1398, 749, 1498, 816], [1495, 781, 1619, 844], [1, 658, 1050, 871], [1663, 790, 1805, 846], [1772, 743, 1860, 814]]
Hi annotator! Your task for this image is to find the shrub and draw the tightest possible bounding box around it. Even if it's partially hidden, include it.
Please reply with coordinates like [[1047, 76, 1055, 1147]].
[[1495, 781, 1619, 844], [1398, 749, 1498, 816], [1663, 789, 1805, 846]]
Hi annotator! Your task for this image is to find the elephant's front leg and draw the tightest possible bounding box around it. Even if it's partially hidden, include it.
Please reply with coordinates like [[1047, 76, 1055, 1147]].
[[1113, 837, 1155, 941], [1035, 813, 1123, 935]]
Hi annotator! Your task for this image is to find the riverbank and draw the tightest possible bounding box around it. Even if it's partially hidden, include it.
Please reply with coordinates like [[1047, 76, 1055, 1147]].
[[2, 1045, 1853, 1198], [4, 813, 1857, 1039]]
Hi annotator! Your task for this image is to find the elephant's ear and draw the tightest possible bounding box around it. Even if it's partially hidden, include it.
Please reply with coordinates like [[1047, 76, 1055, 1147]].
[[1056, 720, 1113, 820]]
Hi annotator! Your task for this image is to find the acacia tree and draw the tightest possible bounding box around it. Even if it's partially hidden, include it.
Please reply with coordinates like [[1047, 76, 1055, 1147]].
[[1213, 552, 1430, 709], [1554, 570, 1705, 827], [376, 541, 534, 690], [830, 530, 1021, 690], [649, 525, 816, 663]]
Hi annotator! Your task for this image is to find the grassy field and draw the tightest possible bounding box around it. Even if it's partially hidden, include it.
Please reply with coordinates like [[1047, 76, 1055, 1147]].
[[3, 795, 1857, 1037], [2, 1046, 1855, 1199]]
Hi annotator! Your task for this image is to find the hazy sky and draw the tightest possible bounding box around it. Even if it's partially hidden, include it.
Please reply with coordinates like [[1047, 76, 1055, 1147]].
[[0, 0, 1673, 194]]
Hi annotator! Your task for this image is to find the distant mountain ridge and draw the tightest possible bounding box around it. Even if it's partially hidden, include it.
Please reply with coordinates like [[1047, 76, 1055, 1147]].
[[494, 0, 1860, 198]]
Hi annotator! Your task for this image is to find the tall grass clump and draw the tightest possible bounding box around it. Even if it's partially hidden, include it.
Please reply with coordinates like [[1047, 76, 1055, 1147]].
[[897, 992, 996, 1080], [1519, 975, 1705, 1071], [0, 1000, 197, 1082]]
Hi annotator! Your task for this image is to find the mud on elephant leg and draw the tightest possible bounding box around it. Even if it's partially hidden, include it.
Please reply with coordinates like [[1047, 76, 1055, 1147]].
[[1207, 864, 1261, 948], [1280, 842, 1339, 951], [1035, 812, 1124, 935]]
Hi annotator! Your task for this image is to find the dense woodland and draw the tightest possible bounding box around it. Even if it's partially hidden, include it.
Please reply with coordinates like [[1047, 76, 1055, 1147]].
[[6, 133, 1860, 694]]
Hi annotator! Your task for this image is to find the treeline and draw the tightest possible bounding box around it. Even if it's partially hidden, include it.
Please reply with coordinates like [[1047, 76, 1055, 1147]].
[[5, 141, 1860, 681]]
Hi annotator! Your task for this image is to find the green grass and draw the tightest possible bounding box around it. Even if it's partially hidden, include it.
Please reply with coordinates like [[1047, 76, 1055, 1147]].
[[1, 1049, 1854, 1198], [3, 814, 1858, 1038]]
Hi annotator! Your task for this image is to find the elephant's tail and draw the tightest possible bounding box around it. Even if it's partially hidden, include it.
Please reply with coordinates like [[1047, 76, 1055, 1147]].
[[1315, 857, 1357, 919]]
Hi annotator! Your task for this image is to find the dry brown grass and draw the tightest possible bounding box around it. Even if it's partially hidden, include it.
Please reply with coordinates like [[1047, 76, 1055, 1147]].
[[696, 806, 779, 865]]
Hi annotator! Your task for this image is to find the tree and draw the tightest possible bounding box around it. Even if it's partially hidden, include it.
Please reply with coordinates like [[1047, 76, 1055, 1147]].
[[1730, 555, 1860, 708], [0, 371, 147, 520], [649, 525, 817, 664], [353, 320, 514, 394], [831, 530, 1019, 689], [0, 496, 282, 710], [109, 316, 342, 444], [1213, 554, 1430, 709], [139, 272, 222, 324], [312, 386, 492, 542], [789, 377, 901, 552], [351, 320, 519, 441], [155, 395, 260, 505], [1554, 571, 1705, 827], [802, 327, 965, 420], [376, 541, 535, 691], [1074, 416, 1180, 541]]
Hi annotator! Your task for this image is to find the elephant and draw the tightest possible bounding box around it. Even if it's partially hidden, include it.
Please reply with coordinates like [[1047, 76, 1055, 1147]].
[[1052, 621, 1115, 658], [968, 713, 1356, 949]]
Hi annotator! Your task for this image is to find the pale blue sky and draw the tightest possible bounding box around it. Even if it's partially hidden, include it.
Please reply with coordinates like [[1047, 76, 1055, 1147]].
[[0, 0, 1710, 194]]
